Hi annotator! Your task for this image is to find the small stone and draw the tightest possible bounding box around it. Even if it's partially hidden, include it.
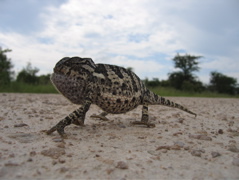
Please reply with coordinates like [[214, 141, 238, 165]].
[[52, 137, 64, 142], [218, 129, 223, 134], [27, 158, 33, 162], [156, 146, 171, 150], [211, 151, 221, 158], [189, 134, 212, 141], [116, 161, 128, 169], [184, 146, 190, 151], [14, 123, 29, 128], [41, 148, 66, 159], [59, 167, 68, 173], [118, 124, 126, 128], [30, 151, 36, 156], [5, 161, 19, 166], [58, 158, 66, 164], [228, 145, 239, 153], [228, 121, 234, 126], [177, 118, 184, 123], [148, 150, 161, 156], [173, 132, 183, 136], [232, 158, 239, 166], [57, 143, 65, 148], [9, 153, 15, 158], [191, 150, 202, 157], [170, 145, 181, 150], [161, 149, 167, 153], [174, 141, 185, 148], [106, 168, 114, 174]]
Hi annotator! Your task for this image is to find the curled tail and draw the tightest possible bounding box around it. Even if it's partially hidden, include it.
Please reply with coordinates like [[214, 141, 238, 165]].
[[144, 90, 197, 117]]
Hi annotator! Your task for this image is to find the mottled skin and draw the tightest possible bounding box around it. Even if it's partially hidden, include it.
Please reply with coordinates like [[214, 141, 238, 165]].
[[47, 57, 196, 138]]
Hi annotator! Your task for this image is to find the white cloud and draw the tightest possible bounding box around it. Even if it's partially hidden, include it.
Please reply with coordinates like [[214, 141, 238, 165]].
[[0, 0, 238, 83]]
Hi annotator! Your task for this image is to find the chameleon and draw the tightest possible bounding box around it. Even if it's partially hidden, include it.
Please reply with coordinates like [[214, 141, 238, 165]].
[[46, 57, 196, 138]]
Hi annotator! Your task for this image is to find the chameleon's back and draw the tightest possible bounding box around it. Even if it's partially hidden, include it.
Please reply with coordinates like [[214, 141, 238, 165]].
[[91, 63, 146, 114]]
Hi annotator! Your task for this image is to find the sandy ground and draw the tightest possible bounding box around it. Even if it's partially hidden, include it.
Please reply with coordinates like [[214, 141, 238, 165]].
[[0, 93, 238, 180]]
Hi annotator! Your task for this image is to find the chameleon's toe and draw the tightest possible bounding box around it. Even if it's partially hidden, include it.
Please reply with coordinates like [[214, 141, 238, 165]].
[[131, 121, 156, 128], [46, 125, 68, 138], [90, 114, 109, 121], [46, 126, 57, 135]]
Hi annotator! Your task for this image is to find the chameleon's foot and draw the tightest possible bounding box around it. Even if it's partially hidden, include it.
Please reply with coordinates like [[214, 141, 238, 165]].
[[46, 125, 68, 138], [90, 114, 109, 121], [131, 121, 156, 128]]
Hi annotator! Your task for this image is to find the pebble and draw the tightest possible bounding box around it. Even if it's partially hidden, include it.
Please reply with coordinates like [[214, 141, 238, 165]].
[[174, 141, 185, 148], [211, 151, 221, 158], [116, 161, 128, 169], [14, 123, 29, 127], [191, 150, 202, 157], [232, 158, 239, 166], [58, 167, 68, 173], [41, 148, 66, 159], [218, 129, 223, 134], [156, 146, 171, 150], [148, 150, 161, 156], [189, 134, 212, 141], [5, 161, 19, 166], [30, 151, 36, 156], [227, 145, 239, 153]]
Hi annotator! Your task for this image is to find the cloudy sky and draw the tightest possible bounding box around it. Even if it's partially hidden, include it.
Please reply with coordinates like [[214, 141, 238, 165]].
[[0, 0, 238, 83]]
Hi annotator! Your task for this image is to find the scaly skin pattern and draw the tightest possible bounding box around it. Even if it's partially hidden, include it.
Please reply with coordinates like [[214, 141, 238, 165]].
[[46, 57, 196, 138]]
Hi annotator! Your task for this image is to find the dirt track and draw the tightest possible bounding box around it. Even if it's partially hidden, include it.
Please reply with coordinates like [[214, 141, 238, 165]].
[[0, 93, 238, 179]]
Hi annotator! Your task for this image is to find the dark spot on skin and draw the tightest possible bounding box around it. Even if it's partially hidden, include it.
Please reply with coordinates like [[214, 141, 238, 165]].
[[112, 90, 117, 95], [125, 100, 129, 104], [132, 97, 136, 102], [116, 99, 121, 103], [101, 79, 105, 84], [122, 83, 127, 90]]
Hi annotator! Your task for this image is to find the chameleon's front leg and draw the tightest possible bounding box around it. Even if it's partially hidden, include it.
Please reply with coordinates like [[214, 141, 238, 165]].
[[131, 104, 155, 128], [46, 100, 91, 138]]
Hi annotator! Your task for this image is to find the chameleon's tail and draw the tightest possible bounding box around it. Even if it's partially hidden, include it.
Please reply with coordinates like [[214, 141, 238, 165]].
[[145, 90, 197, 117]]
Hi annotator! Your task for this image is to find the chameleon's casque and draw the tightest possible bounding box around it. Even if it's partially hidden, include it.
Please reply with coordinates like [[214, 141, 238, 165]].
[[47, 57, 196, 137]]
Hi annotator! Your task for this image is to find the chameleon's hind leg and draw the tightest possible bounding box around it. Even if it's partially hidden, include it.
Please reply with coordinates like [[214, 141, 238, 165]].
[[46, 100, 91, 138], [131, 104, 155, 128], [90, 111, 109, 121]]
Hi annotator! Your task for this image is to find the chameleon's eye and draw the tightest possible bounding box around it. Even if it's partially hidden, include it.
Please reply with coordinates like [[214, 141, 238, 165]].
[[55, 57, 70, 67]]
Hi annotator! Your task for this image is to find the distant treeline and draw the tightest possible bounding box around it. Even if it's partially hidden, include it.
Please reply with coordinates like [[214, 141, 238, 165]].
[[0, 47, 238, 95]]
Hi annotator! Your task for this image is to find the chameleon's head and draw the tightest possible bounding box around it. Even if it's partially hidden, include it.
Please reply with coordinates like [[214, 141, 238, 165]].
[[53, 57, 96, 76]]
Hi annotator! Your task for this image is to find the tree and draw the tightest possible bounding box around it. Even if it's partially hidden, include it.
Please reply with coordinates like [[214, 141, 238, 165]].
[[0, 47, 14, 85], [168, 53, 203, 91], [16, 62, 39, 84], [209, 71, 237, 95], [38, 74, 51, 85], [145, 78, 160, 87]]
